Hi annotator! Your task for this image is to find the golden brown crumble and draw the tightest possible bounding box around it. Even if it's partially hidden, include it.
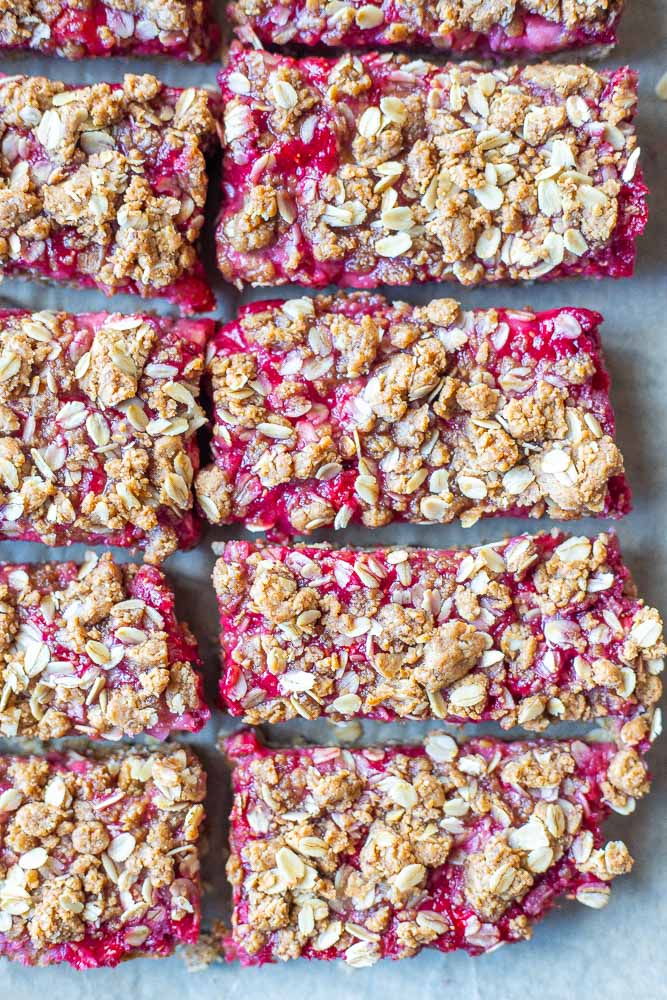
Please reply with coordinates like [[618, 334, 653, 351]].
[[0, 74, 215, 297], [0, 310, 208, 562], [225, 734, 645, 965], [0, 552, 206, 740], [0, 746, 204, 961]]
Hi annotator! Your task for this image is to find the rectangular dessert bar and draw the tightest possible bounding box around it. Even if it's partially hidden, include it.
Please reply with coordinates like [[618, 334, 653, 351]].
[[0, 1, 220, 60], [224, 729, 649, 966], [0, 308, 211, 562], [195, 293, 631, 534], [0, 73, 218, 314], [214, 532, 664, 741], [230, 0, 625, 58], [216, 50, 646, 290], [0, 551, 210, 740], [0, 745, 205, 968]]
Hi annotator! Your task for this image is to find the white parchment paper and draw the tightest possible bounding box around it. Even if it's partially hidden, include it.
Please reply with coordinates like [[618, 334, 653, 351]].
[[0, 3, 666, 997]]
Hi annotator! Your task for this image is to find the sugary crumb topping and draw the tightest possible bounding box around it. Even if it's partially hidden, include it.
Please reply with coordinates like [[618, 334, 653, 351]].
[[214, 532, 664, 738], [230, 0, 624, 52], [0, 309, 211, 562], [224, 730, 646, 966], [0, 746, 205, 968], [216, 50, 645, 289], [195, 293, 630, 534], [0, 1, 218, 60], [0, 74, 216, 311], [0, 551, 209, 741]]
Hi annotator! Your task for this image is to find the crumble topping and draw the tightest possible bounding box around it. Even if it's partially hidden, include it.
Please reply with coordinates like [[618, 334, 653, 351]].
[[0, 552, 209, 740], [0, 309, 211, 562], [216, 50, 645, 289], [0, 1, 218, 60], [224, 730, 646, 966], [195, 293, 630, 533], [230, 0, 624, 52], [0, 746, 205, 967], [213, 532, 664, 733], [0, 74, 217, 311]]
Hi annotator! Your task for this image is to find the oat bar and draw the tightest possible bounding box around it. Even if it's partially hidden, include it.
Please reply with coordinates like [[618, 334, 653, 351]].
[[230, 0, 624, 58], [224, 729, 649, 966], [0, 308, 211, 563], [214, 533, 664, 738], [195, 293, 630, 534], [216, 49, 646, 290], [0, 1, 219, 60], [0, 745, 205, 967], [0, 74, 218, 313], [0, 551, 210, 740]]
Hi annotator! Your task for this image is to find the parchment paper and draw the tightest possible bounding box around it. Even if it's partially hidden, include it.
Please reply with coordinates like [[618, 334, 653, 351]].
[[0, 4, 666, 997]]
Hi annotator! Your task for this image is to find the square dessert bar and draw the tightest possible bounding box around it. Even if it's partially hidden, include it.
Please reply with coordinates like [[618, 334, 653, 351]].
[[214, 532, 664, 738], [0, 745, 205, 968], [0, 551, 210, 740], [224, 730, 650, 966], [0, 1, 219, 60], [230, 0, 625, 58], [216, 50, 646, 290], [0, 308, 211, 562], [0, 73, 218, 314], [195, 293, 630, 534]]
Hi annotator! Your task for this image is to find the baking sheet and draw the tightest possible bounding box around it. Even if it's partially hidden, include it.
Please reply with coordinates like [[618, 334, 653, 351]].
[[1, 3, 666, 997]]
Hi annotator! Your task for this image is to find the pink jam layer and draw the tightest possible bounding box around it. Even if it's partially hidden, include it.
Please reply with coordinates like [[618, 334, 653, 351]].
[[0, 559, 210, 737], [207, 301, 631, 536], [217, 531, 650, 730], [216, 58, 647, 289], [0, 911, 200, 969], [0, 309, 212, 555], [235, 4, 620, 55], [27, 2, 220, 61], [0, 751, 202, 968], [47, 0, 220, 61], [3, 230, 216, 317], [224, 730, 629, 966]]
